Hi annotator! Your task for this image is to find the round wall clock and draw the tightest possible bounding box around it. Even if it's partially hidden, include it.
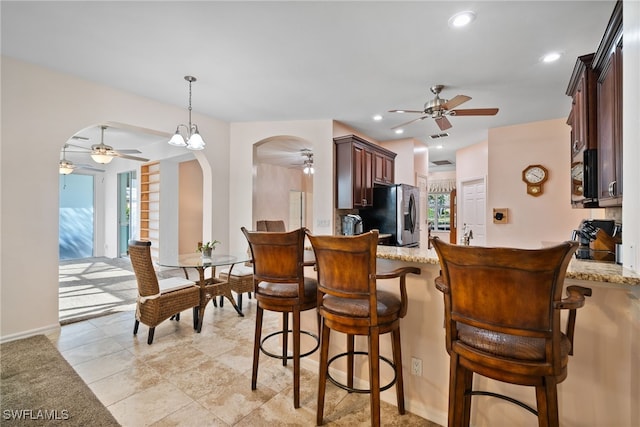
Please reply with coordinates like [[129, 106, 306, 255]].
[[522, 164, 548, 196]]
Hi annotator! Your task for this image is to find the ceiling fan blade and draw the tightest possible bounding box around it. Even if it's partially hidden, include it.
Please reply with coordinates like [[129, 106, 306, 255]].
[[451, 108, 499, 116], [442, 95, 471, 110], [76, 164, 105, 172], [391, 116, 429, 130], [388, 109, 425, 114], [115, 148, 142, 154], [115, 153, 150, 162], [66, 143, 90, 150], [435, 116, 452, 131]]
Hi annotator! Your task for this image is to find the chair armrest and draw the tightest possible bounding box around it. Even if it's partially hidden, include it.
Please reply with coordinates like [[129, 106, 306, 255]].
[[376, 267, 420, 318], [375, 267, 421, 280], [435, 275, 449, 294], [555, 285, 592, 356], [554, 285, 592, 310]]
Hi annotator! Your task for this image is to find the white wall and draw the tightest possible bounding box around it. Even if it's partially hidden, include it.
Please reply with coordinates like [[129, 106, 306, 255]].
[[0, 57, 230, 340]]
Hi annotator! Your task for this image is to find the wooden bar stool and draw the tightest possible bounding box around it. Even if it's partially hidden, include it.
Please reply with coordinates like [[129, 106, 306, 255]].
[[431, 237, 591, 427], [241, 227, 319, 408], [307, 230, 420, 426]]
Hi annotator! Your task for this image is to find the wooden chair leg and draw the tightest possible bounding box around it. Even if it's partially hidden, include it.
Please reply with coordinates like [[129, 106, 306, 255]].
[[252, 305, 264, 390], [133, 319, 140, 335], [293, 308, 301, 409], [536, 378, 559, 427], [317, 322, 331, 426], [147, 327, 155, 345], [347, 334, 355, 390], [369, 328, 381, 427], [449, 354, 472, 427], [282, 312, 289, 367], [391, 327, 405, 414]]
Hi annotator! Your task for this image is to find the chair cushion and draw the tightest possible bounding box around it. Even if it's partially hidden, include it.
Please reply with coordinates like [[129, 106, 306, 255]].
[[158, 277, 197, 293], [456, 323, 572, 362], [257, 277, 317, 303], [218, 265, 254, 277], [322, 290, 401, 318]]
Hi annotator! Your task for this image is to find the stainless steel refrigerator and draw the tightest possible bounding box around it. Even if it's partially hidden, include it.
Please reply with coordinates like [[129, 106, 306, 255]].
[[360, 184, 420, 247]]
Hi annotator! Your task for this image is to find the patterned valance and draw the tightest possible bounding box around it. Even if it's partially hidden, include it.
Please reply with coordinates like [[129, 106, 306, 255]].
[[428, 179, 456, 194]]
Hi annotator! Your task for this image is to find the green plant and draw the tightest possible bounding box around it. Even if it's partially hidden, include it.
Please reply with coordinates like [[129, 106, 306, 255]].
[[197, 240, 221, 252]]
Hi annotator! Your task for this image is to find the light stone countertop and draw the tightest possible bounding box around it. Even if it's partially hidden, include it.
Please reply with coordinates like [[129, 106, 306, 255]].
[[374, 245, 640, 286]]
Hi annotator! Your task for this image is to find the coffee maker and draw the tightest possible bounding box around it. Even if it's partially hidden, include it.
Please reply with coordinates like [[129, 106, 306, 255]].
[[342, 214, 363, 236]]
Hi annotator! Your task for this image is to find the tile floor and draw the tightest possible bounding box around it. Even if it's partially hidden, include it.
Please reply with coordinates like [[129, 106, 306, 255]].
[[47, 297, 440, 427]]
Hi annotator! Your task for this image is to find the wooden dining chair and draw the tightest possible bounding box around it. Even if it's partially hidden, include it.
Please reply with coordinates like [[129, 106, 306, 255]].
[[128, 240, 200, 344], [241, 226, 319, 408], [307, 230, 420, 426], [431, 237, 591, 427]]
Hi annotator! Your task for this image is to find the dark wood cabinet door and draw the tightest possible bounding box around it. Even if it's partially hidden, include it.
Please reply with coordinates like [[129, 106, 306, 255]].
[[597, 46, 623, 206]]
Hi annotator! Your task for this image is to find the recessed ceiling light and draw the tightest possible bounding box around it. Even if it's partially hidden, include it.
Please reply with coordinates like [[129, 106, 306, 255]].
[[434, 145, 443, 149], [541, 52, 562, 63], [414, 146, 428, 153], [373, 114, 383, 121], [395, 129, 404, 134], [449, 11, 476, 28]]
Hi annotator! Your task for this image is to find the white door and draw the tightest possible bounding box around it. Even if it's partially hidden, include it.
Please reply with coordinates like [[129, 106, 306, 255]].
[[460, 178, 486, 246]]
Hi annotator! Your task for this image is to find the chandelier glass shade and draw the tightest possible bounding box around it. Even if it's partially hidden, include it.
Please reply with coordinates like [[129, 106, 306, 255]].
[[90, 152, 114, 164], [168, 75, 206, 151]]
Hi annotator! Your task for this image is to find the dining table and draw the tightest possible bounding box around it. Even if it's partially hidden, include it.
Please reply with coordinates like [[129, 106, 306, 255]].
[[159, 252, 252, 333]]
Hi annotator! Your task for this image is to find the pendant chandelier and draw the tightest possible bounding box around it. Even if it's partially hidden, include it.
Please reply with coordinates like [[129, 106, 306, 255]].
[[168, 75, 206, 150], [302, 151, 314, 175]]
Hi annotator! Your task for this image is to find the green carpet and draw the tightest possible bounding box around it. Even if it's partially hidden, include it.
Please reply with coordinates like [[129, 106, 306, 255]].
[[0, 335, 120, 426]]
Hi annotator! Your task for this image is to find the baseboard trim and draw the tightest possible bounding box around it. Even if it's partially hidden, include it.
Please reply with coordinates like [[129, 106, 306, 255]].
[[0, 322, 61, 344]]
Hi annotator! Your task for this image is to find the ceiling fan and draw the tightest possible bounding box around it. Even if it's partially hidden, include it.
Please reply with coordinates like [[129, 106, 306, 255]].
[[66, 126, 149, 164], [389, 85, 499, 131], [59, 145, 105, 174]]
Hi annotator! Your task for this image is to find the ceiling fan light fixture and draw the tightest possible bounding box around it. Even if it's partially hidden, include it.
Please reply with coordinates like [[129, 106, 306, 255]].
[[59, 160, 75, 175], [449, 11, 476, 28], [169, 75, 206, 151], [91, 153, 114, 164]]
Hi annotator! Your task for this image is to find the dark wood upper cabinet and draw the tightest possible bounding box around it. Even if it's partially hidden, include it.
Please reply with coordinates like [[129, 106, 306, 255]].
[[593, 0, 623, 207], [335, 135, 396, 209]]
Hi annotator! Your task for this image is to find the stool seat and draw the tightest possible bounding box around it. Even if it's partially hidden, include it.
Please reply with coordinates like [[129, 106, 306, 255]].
[[323, 291, 402, 318], [457, 324, 572, 363]]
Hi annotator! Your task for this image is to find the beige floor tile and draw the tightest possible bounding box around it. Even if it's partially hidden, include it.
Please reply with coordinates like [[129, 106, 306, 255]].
[[59, 336, 125, 366], [150, 401, 229, 427], [72, 348, 139, 383], [108, 381, 193, 427], [89, 364, 164, 406]]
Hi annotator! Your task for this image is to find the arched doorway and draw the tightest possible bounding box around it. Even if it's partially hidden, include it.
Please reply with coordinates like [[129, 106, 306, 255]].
[[252, 135, 314, 231]]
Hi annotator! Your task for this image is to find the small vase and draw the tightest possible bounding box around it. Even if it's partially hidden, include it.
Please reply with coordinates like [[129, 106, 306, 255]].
[[202, 248, 212, 259]]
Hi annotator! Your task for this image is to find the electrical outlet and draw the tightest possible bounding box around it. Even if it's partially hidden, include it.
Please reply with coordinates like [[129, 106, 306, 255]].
[[411, 357, 422, 376]]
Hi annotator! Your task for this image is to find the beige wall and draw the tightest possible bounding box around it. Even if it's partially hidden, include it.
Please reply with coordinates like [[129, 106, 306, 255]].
[[179, 160, 203, 254]]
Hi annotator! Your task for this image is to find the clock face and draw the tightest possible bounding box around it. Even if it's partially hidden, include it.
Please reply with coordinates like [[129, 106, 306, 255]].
[[524, 166, 547, 184]]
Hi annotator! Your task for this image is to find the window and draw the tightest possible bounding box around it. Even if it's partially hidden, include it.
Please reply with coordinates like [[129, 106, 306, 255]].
[[428, 193, 451, 231]]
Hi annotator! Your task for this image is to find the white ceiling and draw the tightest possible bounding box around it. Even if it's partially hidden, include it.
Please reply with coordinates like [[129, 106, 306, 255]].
[[1, 1, 616, 170]]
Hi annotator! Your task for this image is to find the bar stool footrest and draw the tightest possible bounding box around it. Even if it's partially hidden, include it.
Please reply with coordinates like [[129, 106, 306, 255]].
[[468, 390, 538, 416], [327, 351, 397, 393], [260, 330, 320, 360]]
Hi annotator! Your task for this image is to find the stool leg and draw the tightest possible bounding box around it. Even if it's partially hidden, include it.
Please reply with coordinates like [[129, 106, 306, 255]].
[[369, 327, 381, 427], [293, 308, 301, 409], [282, 312, 289, 367], [347, 334, 355, 391], [535, 378, 559, 427], [449, 354, 472, 427], [252, 305, 264, 390], [317, 322, 331, 426], [391, 327, 405, 414]]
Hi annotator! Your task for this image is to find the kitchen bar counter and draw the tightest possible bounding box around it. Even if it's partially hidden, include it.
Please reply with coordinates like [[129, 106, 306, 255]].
[[374, 244, 640, 286]]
